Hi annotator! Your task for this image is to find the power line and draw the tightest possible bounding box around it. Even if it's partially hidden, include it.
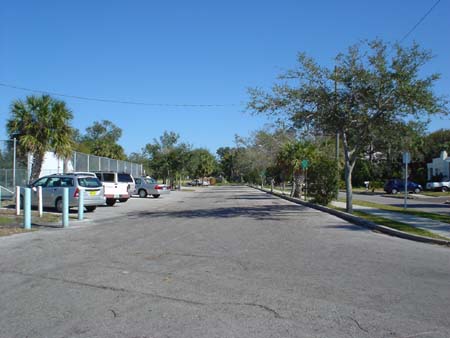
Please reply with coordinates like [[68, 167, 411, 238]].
[[1, 2, 440, 108], [399, 0, 441, 43], [0, 82, 242, 108]]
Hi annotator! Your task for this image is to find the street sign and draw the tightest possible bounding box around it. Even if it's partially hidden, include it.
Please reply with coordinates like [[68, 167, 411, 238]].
[[301, 159, 309, 169], [402, 152, 410, 164]]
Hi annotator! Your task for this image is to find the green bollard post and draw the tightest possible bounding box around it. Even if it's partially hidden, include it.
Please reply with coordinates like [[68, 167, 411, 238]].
[[78, 188, 84, 221], [24, 188, 31, 229], [62, 188, 69, 228]]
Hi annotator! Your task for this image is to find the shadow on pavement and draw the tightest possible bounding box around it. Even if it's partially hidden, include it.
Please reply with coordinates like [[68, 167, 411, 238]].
[[226, 194, 277, 200], [129, 204, 314, 222]]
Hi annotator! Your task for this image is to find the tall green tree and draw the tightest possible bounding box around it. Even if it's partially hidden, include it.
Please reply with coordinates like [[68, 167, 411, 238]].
[[217, 147, 235, 181], [188, 148, 216, 182], [80, 120, 126, 160], [142, 131, 192, 185], [248, 40, 448, 212], [7, 95, 74, 181]]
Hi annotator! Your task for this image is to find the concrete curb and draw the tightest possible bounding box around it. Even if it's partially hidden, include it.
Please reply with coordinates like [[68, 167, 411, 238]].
[[251, 186, 450, 247]]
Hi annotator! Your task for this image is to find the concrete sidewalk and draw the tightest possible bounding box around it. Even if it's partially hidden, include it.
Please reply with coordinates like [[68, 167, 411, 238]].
[[332, 201, 450, 239]]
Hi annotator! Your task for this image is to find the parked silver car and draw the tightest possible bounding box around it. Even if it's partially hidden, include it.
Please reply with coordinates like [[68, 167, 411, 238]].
[[132, 177, 170, 198], [22, 173, 105, 212], [426, 180, 450, 192]]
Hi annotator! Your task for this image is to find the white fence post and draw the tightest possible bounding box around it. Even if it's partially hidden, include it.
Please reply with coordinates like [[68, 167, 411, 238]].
[[38, 186, 43, 217], [15, 186, 20, 215]]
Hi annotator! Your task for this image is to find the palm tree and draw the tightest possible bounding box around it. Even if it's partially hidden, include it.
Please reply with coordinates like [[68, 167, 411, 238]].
[[277, 141, 316, 198], [7, 95, 74, 182]]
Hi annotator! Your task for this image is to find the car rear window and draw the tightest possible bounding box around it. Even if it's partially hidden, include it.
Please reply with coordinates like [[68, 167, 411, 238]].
[[118, 173, 133, 182], [102, 173, 115, 182], [145, 178, 156, 184], [78, 177, 103, 188], [61, 177, 74, 187]]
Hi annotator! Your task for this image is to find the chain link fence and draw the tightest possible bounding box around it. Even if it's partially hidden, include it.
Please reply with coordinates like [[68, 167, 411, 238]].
[[71, 152, 143, 177], [0, 139, 27, 197], [0, 140, 143, 195]]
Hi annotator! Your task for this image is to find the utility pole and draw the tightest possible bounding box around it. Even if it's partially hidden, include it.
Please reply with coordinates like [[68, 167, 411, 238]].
[[12, 138, 16, 188], [334, 66, 339, 163], [334, 66, 340, 198]]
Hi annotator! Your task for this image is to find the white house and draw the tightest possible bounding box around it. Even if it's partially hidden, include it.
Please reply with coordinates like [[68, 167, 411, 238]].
[[427, 150, 450, 180]]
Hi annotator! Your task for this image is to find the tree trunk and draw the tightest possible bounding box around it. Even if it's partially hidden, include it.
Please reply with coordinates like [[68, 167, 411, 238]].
[[293, 171, 303, 198], [30, 151, 45, 182], [342, 132, 357, 213], [290, 173, 295, 197], [344, 161, 353, 213], [63, 157, 70, 173]]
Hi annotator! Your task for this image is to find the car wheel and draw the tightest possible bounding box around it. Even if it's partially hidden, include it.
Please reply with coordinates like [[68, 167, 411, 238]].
[[55, 198, 63, 213], [391, 188, 398, 194], [106, 198, 116, 206], [152, 194, 160, 198], [139, 189, 147, 198], [441, 186, 448, 192], [414, 188, 421, 194], [85, 206, 96, 212]]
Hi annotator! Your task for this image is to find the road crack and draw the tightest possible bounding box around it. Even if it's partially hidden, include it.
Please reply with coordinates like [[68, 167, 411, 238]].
[[347, 316, 369, 333], [224, 302, 282, 318], [2, 269, 282, 319]]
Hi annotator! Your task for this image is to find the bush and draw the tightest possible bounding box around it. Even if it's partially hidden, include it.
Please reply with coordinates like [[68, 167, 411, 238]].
[[308, 157, 339, 205], [209, 177, 217, 185], [368, 180, 384, 191]]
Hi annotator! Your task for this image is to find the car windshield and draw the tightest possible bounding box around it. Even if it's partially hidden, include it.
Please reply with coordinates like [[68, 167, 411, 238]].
[[78, 177, 102, 188], [145, 178, 156, 184], [118, 173, 133, 182]]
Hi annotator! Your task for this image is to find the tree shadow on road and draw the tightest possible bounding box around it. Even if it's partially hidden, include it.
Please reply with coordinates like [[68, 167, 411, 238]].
[[226, 194, 277, 201], [129, 204, 314, 222]]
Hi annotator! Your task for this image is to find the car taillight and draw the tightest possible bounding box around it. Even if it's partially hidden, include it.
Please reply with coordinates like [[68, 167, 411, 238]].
[[155, 185, 162, 190], [74, 188, 80, 197]]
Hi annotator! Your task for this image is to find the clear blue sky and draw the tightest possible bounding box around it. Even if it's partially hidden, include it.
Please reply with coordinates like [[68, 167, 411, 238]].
[[1, 0, 449, 155]]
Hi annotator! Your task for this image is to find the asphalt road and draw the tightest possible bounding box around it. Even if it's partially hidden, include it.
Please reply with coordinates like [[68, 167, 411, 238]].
[[0, 186, 449, 338], [339, 191, 450, 215]]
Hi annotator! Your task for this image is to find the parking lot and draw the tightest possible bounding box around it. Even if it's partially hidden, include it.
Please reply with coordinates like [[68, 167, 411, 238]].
[[1, 186, 449, 338]]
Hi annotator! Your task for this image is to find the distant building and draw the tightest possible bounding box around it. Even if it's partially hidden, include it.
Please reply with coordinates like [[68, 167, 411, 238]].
[[38, 151, 74, 177], [427, 150, 450, 180]]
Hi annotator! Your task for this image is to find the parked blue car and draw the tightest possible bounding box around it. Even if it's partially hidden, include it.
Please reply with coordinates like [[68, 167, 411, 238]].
[[384, 179, 422, 194]]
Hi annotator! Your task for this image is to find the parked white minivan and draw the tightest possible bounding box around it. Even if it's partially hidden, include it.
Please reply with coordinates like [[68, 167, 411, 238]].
[[94, 172, 130, 206]]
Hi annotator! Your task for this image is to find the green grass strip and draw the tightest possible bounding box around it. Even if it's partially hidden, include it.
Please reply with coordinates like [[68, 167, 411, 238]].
[[331, 206, 449, 240], [337, 198, 450, 224], [419, 191, 450, 197]]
